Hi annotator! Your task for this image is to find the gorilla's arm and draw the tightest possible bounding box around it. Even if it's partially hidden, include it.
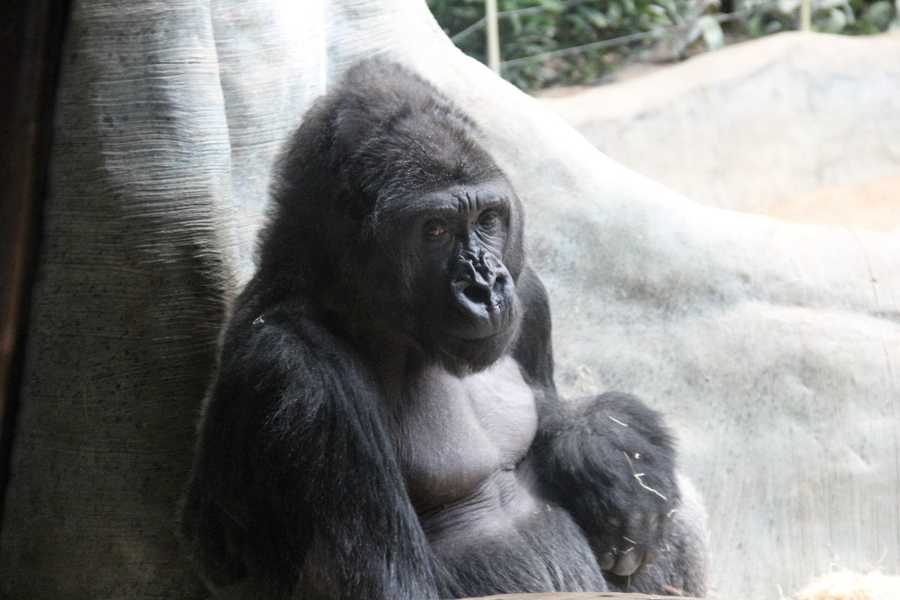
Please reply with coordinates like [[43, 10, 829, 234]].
[[512, 267, 679, 578], [181, 302, 438, 600]]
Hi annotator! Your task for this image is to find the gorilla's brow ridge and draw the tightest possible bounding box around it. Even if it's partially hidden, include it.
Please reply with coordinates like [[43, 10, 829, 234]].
[[376, 187, 510, 226]]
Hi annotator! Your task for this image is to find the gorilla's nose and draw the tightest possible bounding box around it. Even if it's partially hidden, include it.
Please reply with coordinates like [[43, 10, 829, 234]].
[[449, 251, 512, 338], [458, 256, 498, 305]]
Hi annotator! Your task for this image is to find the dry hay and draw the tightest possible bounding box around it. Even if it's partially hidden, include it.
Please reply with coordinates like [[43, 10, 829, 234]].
[[793, 570, 900, 600]]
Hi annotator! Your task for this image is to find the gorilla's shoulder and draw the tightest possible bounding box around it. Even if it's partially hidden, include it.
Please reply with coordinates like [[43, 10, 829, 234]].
[[223, 302, 331, 363], [209, 317, 373, 433]]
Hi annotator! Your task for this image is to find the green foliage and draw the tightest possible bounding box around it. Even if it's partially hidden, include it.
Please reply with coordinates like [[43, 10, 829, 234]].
[[427, 0, 897, 90], [743, 0, 897, 36], [429, 0, 697, 89]]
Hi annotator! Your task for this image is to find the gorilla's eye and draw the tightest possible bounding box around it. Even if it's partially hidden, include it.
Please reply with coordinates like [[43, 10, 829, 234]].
[[479, 210, 500, 230], [424, 220, 449, 240]]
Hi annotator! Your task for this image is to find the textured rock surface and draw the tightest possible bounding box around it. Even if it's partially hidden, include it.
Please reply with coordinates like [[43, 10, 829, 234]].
[[539, 32, 900, 227], [1, 3, 898, 600]]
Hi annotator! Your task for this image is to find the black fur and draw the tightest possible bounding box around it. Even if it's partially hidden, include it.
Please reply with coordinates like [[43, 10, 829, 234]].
[[180, 58, 706, 599]]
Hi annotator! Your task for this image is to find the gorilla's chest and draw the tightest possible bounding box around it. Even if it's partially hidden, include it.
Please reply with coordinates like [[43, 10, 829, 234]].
[[394, 356, 538, 509]]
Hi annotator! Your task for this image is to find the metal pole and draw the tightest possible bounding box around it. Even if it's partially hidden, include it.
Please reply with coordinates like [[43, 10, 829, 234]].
[[485, 0, 501, 73], [800, 0, 812, 31]]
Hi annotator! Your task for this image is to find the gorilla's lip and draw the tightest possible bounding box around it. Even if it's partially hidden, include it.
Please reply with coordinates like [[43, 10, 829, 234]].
[[446, 304, 510, 342]]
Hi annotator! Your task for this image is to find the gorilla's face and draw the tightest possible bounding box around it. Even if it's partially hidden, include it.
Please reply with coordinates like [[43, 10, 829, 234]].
[[372, 177, 523, 373]]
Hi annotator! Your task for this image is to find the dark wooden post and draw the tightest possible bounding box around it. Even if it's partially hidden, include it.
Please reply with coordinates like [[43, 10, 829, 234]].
[[0, 0, 71, 526]]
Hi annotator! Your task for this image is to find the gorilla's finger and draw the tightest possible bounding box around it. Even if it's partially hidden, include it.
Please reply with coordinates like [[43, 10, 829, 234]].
[[639, 512, 663, 566], [646, 512, 661, 536], [611, 547, 644, 576], [599, 551, 615, 571], [623, 511, 645, 546]]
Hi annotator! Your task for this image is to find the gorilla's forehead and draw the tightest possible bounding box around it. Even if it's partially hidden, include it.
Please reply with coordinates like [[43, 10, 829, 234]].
[[375, 178, 515, 224]]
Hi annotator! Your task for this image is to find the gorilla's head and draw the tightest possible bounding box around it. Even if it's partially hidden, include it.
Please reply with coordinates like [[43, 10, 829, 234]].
[[370, 174, 524, 373], [263, 58, 525, 372]]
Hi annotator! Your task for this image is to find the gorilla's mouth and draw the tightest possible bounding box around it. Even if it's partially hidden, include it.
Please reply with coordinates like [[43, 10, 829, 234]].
[[445, 297, 513, 341]]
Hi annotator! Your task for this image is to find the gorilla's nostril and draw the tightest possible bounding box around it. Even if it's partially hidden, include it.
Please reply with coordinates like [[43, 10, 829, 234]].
[[463, 284, 491, 306]]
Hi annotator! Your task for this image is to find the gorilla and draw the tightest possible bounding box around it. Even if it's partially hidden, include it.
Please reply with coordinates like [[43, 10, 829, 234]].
[[180, 58, 708, 599]]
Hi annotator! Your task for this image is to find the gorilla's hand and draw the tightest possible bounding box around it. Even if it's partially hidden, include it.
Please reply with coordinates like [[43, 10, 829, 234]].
[[533, 391, 679, 577], [590, 442, 677, 577]]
